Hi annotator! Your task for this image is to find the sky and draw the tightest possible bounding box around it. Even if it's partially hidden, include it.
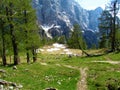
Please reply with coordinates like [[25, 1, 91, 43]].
[[75, 0, 109, 10]]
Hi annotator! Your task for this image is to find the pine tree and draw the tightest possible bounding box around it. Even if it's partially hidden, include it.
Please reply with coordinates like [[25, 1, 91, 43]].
[[106, 0, 120, 51], [67, 24, 89, 56], [5, 1, 21, 65], [98, 10, 112, 49], [116, 27, 120, 51], [20, 0, 35, 63], [99, 0, 120, 51], [0, 0, 40, 65], [0, 1, 7, 65]]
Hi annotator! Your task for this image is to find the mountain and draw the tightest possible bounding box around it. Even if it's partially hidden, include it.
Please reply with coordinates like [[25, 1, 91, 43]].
[[88, 7, 103, 31], [32, 0, 103, 47]]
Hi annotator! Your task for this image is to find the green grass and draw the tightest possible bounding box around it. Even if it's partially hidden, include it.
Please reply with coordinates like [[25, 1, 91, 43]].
[[87, 63, 120, 90], [0, 52, 120, 90], [0, 63, 79, 90], [36, 53, 120, 90], [107, 53, 120, 61]]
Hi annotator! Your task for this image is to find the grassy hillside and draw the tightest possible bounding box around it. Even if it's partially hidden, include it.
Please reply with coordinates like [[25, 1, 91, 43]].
[[0, 52, 120, 90]]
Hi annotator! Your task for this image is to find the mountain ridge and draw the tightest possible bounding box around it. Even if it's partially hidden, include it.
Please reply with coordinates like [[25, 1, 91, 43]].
[[32, 0, 103, 47]]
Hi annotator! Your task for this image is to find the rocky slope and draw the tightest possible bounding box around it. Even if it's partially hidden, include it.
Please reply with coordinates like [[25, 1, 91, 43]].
[[32, 0, 103, 47]]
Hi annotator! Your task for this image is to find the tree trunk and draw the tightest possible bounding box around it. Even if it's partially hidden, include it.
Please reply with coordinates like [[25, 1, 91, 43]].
[[6, 4, 20, 65], [2, 31, 7, 66], [26, 49, 30, 63], [111, 15, 116, 52], [24, 10, 30, 63], [2, 28, 7, 66], [32, 49, 37, 62], [0, 19, 7, 66], [111, 1, 117, 52], [9, 24, 19, 65], [77, 38, 91, 56]]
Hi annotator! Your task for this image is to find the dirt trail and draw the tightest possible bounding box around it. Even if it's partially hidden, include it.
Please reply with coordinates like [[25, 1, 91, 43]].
[[92, 56, 120, 64], [104, 56, 112, 61], [40, 63, 88, 90], [63, 65, 78, 70], [63, 65, 88, 90], [92, 61, 120, 64], [77, 68, 88, 90]]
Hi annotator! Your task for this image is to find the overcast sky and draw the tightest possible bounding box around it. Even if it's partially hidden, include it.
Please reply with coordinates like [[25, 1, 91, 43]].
[[75, 0, 109, 10]]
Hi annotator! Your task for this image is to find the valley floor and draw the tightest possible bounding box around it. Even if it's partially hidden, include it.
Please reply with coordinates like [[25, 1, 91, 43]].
[[0, 46, 120, 90]]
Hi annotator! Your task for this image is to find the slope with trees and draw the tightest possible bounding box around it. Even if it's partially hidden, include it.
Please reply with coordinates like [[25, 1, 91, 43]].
[[0, 0, 40, 65], [99, 0, 120, 52]]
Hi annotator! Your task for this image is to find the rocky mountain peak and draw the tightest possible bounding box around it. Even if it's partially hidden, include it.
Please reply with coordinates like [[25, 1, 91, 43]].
[[32, 0, 103, 47]]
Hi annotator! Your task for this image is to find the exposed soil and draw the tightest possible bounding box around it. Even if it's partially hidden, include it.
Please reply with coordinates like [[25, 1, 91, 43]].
[[77, 68, 88, 90], [92, 61, 120, 64], [62, 64, 88, 90]]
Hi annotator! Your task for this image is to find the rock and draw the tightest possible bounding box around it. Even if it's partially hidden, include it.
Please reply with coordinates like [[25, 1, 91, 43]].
[[17, 84, 23, 89], [11, 82, 17, 87], [13, 66, 17, 70], [9, 86, 14, 90], [0, 69, 6, 73], [33, 0, 103, 47], [0, 79, 8, 85], [0, 79, 23, 90], [0, 85, 4, 90], [68, 54, 72, 58]]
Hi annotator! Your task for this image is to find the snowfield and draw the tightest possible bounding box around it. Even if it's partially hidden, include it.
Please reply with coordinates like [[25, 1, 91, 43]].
[[36, 43, 82, 56]]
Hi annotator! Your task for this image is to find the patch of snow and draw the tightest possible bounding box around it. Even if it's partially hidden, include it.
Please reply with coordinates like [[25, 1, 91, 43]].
[[54, 25, 61, 28], [58, 14, 71, 27], [36, 43, 77, 55], [60, 52, 65, 54], [52, 48, 60, 51], [64, 49, 69, 52], [82, 30, 85, 33], [41, 25, 54, 39], [41, 25, 62, 38], [85, 29, 96, 33], [47, 48, 60, 52], [66, 51, 73, 55], [40, 49, 44, 51], [47, 49, 53, 52], [53, 43, 66, 48], [83, 22, 88, 28], [36, 49, 44, 53]]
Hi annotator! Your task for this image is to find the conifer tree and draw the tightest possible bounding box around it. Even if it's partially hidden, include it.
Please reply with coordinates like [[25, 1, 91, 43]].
[[106, 0, 120, 51], [20, 0, 35, 63], [98, 10, 112, 49], [0, 1, 7, 65], [67, 24, 89, 56], [19, 0, 40, 63], [0, 0, 40, 65], [99, 0, 120, 51], [5, 1, 21, 65]]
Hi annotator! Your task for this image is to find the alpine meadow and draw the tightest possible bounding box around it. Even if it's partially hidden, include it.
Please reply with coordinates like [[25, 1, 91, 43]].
[[0, 0, 120, 90]]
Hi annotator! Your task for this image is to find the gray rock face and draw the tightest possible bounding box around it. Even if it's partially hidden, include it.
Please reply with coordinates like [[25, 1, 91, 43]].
[[33, 0, 103, 47], [88, 7, 103, 31]]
